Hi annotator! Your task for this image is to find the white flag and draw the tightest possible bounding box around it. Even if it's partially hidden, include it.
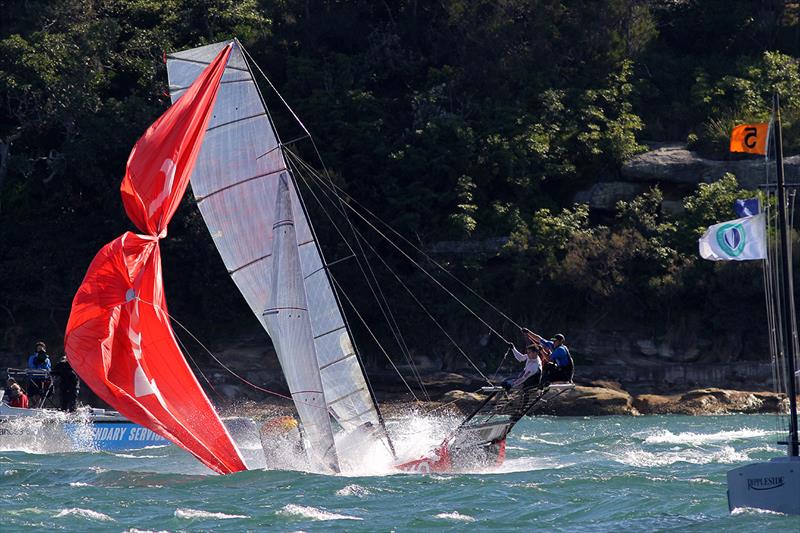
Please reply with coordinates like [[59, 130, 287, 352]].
[[698, 213, 766, 261]]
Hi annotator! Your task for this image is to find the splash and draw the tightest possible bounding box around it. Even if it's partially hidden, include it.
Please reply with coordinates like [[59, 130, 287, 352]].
[[0, 408, 97, 453]]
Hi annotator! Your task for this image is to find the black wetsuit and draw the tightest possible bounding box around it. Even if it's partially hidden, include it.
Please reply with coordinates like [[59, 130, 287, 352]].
[[52, 360, 80, 412]]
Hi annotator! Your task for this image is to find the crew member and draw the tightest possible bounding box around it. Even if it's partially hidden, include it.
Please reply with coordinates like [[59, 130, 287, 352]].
[[501, 342, 542, 389], [522, 329, 574, 383], [26, 341, 52, 406], [52, 355, 80, 412], [6, 382, 29, 408]]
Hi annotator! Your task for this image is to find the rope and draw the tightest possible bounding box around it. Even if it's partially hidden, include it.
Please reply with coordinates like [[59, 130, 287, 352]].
[[292, 154, 495, 385], [174, 329, 225, 402], [136, 297, 319, 407], [285, 147, 512, 345], [327, 274, 424, 405], [284, 147, 522, 331], [290, 161, 430, 400]]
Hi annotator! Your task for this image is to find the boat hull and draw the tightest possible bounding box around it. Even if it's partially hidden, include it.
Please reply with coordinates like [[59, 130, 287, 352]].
[[0, 404, 169, 450], [395, 439, 506, 473], [727, 456, 800, 515]]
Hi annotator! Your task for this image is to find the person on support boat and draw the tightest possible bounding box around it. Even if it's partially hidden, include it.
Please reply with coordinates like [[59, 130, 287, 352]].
[[501, 342, 542, 390], [26, 341, 52, 406], [52, 355, 80, 412], [522, 329, 574, 384], [6, 382, 29, 408]]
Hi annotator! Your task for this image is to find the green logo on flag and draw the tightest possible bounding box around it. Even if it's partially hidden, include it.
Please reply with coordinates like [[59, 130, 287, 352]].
[[716, 222, 746, 257]]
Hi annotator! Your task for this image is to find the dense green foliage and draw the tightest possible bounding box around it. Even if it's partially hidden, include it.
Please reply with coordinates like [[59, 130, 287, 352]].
[[1, 1, 798, 371]]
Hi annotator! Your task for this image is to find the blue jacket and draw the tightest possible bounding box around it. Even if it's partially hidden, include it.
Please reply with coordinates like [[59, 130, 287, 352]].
[[28, 353, 51, 371], [541, 340, 571, 367]]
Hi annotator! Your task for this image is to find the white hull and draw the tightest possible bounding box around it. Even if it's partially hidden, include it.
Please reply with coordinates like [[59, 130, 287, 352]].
[[727, 456, 800, 515]]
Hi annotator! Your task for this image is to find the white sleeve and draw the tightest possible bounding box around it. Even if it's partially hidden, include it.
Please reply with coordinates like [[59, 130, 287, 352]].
[[512, 346, 526, 362]]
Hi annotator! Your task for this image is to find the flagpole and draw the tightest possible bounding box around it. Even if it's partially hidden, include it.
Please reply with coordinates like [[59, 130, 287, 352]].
[[773, 92, 800, 457]]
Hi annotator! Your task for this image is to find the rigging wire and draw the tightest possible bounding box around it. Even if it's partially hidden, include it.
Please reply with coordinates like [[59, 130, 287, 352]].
[[242, 41, 422, 423], [327, 274, 424, 405], [136, 297, 297, 402], [241, 42, 518, 342], [294, 158, 495, 386], [173, 330, 225, 402], [284, 146, 512, 346], [286, 155, 432, 400], [286, 147, 522, 331]]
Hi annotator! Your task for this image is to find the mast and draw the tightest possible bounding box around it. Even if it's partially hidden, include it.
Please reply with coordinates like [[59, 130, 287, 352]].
[[237, 43, 397, 459], [283, 163, 397, 459], [772, 92, 799, 457]]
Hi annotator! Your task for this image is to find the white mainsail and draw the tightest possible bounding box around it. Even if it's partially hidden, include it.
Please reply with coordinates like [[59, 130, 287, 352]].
[[166, 40, 385, 468]]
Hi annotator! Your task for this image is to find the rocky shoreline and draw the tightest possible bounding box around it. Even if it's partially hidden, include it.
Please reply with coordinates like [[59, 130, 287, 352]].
[[437, 382, 792, 417], [221, 382, 793, 420]]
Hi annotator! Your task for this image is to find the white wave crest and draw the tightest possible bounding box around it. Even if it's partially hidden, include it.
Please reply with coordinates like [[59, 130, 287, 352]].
[[614, 446, 748, 467], [518, 434, 565, 445], [731, 506, 786, 516], [54, 508, 115, 521], [68, 481, 91, 487], [643, 429, 774, 446], [335, 484, 371, 497], [435, 511, 476, 522], [175, 508, 248, 520], [278, 504, 363, 521]]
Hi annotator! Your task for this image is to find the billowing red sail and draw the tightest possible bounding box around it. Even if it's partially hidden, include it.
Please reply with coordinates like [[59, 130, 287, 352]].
[[65, 44, 246, 474]]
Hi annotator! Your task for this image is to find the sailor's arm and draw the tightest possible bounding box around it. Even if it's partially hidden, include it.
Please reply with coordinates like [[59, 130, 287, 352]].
[[511, 346, 526, 362], [522, 327, 545, 344]]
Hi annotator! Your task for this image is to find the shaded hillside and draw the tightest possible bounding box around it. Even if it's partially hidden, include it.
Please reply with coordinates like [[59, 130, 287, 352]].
[[2, 1, 800, 383]]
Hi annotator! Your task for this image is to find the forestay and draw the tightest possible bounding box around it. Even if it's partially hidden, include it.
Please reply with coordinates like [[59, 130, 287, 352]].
[[166, 40, 384, 466]]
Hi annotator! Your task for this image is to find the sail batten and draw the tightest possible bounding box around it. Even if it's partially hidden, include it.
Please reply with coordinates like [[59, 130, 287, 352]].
[[167, 40, 387, 467]]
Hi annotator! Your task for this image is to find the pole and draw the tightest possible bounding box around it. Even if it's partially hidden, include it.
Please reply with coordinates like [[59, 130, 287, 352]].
[[773, 92, 799, 456]]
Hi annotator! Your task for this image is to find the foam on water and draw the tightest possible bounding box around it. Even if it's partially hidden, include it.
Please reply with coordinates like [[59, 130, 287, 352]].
[[435, 511, 476, 522], [335, 483, 371, 497], [54, 507, 115, 521], [2, 415, 796, 530], [613, 445, 749, 467], [174, 508, 249, 519], [278, 504, 363, 521], [642, 428, 776, 445]]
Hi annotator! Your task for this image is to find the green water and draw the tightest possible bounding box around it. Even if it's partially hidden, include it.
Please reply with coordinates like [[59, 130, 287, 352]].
[[1, 414, 796, 531]]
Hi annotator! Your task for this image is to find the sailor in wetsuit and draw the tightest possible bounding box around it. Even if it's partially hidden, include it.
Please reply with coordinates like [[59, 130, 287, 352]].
[[501, 343, 542, 389], [52, 356, 80, 412]]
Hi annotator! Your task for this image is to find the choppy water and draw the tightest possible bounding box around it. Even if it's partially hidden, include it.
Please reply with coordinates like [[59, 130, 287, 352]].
[[1, 413, 797, 531]]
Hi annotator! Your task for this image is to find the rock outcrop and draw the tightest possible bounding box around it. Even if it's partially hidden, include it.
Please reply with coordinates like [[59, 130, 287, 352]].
[[621, 143, 800, 188], [633, 388, 789, 415], [427, 385, 790, 417]]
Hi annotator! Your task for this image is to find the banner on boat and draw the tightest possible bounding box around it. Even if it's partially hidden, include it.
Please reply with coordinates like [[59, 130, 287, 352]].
[[729, 123, 769, 155], [698, 213, 767, 261], [65, 44, 247, 475]]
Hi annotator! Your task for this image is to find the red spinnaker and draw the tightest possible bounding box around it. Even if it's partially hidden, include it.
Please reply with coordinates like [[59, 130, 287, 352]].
[[65, 44, 246, 474]]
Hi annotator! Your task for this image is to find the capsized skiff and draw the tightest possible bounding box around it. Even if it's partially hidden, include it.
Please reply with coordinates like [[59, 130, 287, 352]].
[[63, 38, 570, 475]]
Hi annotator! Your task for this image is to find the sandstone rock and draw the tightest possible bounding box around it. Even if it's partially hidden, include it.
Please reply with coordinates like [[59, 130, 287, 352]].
[[622, 143, 800, 188], [633, 388, 790, 415], [540, 385, 639, 416], [438, 389, 485, 408]]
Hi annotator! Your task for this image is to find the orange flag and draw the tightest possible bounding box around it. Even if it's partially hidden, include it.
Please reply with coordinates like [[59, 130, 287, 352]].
[[730, 123, 769, 155]]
